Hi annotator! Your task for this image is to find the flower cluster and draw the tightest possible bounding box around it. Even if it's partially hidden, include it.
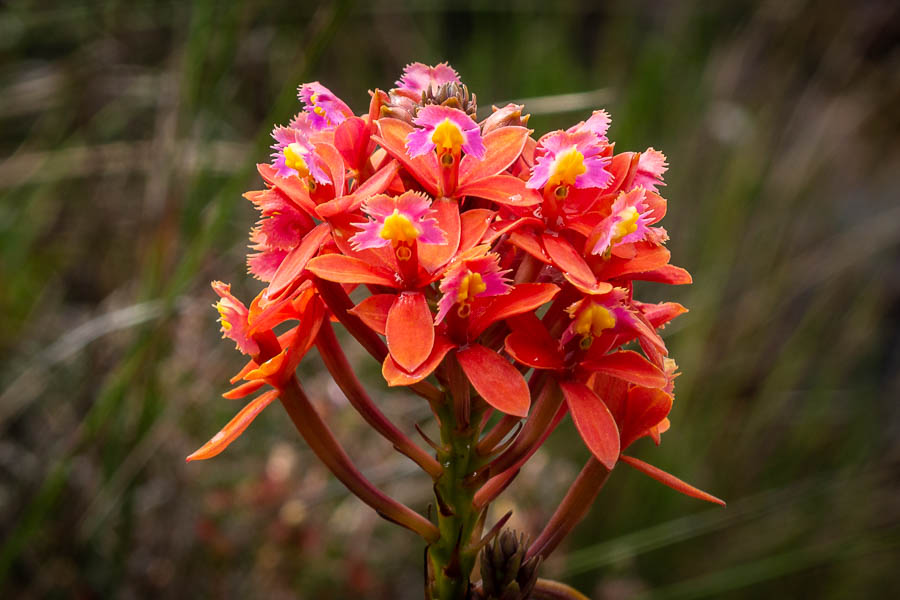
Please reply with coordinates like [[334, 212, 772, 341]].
[[190, 62, 721, 599]]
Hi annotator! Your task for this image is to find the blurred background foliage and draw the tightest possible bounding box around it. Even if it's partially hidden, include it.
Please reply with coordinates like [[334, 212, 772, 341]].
[[1, 0, 898, 598]]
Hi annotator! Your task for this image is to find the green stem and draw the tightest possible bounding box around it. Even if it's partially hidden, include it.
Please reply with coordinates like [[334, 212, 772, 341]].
[[427, 386, 485, 599]]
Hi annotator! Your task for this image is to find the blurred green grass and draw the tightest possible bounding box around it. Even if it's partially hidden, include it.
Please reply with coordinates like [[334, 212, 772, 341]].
[[1, 0, 898, 598]]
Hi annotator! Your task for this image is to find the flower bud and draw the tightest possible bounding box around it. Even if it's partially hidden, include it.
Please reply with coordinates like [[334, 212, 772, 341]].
[[478, 530, 541, 600], [481, 103, 530, 135]]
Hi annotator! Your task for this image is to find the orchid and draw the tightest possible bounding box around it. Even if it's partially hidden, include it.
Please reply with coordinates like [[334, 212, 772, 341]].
[[298, 81, 353, 130], [395, 61, 461, 95], [190, 62, 722, 600]]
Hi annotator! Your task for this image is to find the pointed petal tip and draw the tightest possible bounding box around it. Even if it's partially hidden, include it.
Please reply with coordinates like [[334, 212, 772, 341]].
[[620, 454, 726, 506]]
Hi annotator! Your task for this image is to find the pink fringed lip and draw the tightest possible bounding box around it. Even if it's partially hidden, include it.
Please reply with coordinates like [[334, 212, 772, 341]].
[[406, 105, 486, 160]]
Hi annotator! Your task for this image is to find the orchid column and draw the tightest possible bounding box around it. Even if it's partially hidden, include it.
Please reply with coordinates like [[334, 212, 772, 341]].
[[189, 62, 723, 600]]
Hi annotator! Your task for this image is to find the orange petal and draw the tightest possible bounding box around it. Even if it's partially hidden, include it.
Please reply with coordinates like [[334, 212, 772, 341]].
[[373, 119, 439, 196], [640, 301, 688, 329], [459, 209, 495, 253], [186, 390, 279, 461], [483, 216, 543, 246], [508, 230, 551, 264], [230, 357, 258, 384], [244, 349, 287, 381], [603, 152, 635, 195], [222, 380, 266, 400], [632, 265, 693, 285], [580, 350, 668, 389], [619, 454, 725, 506], [643, 190, 667, 224], [418, 197, 461, 273], [268, 223, 331, 296], [456, 174, 542, 207], [458, 126, 530, 185], [348, 294, 395, 335], [257, 163, 317, 216], [504, 326, 566, 370], [595, 244, 671, 280], [620, 387, 673, 450], [469, 283, 559, 338], [386, 291, 434, 372], [314, 142, 345, 194], [333, 116, 369, 170], [542, 233, 598, 288], [457, 344, 530, 417], [282, 297, 326, 375], [382, 335, 455, 386], [307, 254, 400, 287], [562, 273, 613, 296], [316, 160, 400, 218], [559, 380, 620, 470]]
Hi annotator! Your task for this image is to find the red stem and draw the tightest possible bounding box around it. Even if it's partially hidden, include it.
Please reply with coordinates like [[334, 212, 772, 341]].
[[278, 374, 439, 542], [315, 323, 442, 478], [315, 277, 388, 360], [476, 414, 519, 455], [445, 351, 471, 431], [474, 400, 565, 509], [525, 457, 611, 561], [487, 379, 562, 476]]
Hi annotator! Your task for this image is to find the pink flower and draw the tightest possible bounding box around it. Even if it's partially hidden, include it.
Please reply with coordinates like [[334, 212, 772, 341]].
[[561, 288, 641, 348], [435, 250, 511, 324], [298, 82, 353, 130], [395, 62, 461, 95], [527, 130, 612, 191], [590, 187, 655, 256], [569, 109, 611, 140], [246, 187, 315, 281], [269, 124, 330, 184], [406, 105, 485, 161], [631, 148, 668, 193], [350, 191, 446, 250], [212, 281, 260, 355]]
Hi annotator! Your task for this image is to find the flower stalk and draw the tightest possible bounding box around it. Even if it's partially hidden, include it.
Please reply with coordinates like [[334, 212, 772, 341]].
[[278, 374, 439, 542], [315, 322, 443, 478], [426, 392, 485, 600]]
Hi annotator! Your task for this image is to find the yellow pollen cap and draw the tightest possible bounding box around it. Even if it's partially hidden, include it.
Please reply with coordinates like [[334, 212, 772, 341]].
[[573, 303, 615, 338], [380, 209, 420, 244], [548, 147, 587, 188], [456, 271, 487, 304], [283, 143, 310, 177], [611, 206, 640, 243], [431, 118, 465, 153], [216, 303, 233, 331]]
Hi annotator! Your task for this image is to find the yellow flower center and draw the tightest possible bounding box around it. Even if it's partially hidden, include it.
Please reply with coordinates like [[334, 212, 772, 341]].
[[283, 143, 310, 177], [611, 206, 640, 243], [216, 303, 233, 331], [456, 271, 487, 304], [573, 303, 615, 338], [314, 106, 326, 117], [431, 118, 465, 154], [380, 209, 420, 244], [548, 147, 587, 187]]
